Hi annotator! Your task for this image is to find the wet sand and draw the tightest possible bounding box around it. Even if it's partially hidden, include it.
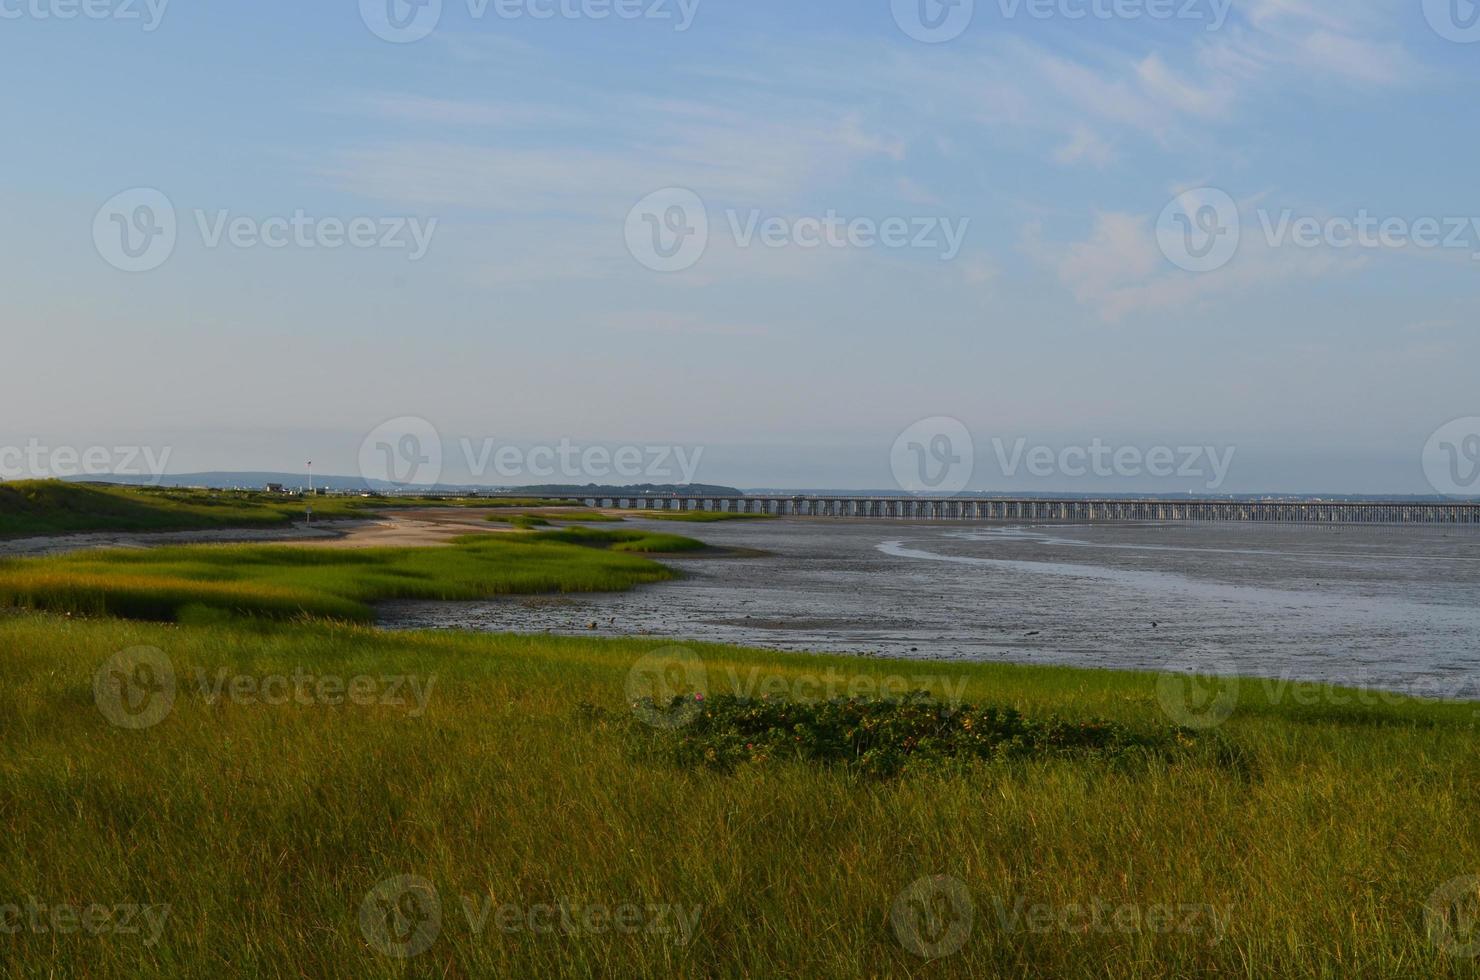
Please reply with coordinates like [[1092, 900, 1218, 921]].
[[9, 511, 1478, 696], [378, 518, 1480, 697]]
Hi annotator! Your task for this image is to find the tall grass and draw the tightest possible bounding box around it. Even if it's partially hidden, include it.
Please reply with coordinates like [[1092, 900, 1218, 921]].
[[2, 522, 1477, 976], [529, 527, 710, 553], [0, 613, 1477, 977], [486, 511, 624, 529], [0, 533, 687, 622], [0, 481, 575, 537], [634, 511, 774, 523]]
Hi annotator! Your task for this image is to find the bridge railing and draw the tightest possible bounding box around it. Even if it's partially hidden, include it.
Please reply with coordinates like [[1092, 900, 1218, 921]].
[[580, 496, 1480, 526]]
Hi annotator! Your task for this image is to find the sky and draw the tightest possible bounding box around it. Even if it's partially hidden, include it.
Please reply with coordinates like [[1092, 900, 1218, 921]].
[[3, 0, 1478, 494]]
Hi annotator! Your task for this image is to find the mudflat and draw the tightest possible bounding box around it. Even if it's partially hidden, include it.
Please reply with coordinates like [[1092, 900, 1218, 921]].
[[380, 517, 1480, 696]]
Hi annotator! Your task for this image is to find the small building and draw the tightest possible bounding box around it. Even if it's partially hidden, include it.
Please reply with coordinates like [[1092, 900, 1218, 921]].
[[264, 483, 286, 494]]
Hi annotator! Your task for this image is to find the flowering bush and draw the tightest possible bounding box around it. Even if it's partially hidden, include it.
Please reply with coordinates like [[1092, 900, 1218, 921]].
[[597, 692, 1209, 778]]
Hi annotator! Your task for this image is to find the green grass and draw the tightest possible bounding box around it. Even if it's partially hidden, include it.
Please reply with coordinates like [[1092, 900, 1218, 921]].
[[1, 612, 1478, 977], [486, 511, 624, 529], [0, 532, 688, 623], [0, 481, 559, 538], [612, 692, 1219, 778], [528, 527, 710, 553], [2, 522, 1478, 976], [488, 514, 555, 529], [634, 510, 773, 523]]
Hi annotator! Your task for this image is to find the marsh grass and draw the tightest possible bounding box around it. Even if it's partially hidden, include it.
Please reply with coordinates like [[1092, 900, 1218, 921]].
[[609, 692, 1213, 778], [632, 510, 774, 523], [488, 514, 555, 529], [0, 533, 687, 622], [485, 511, 624, 529], [529, 527, 710, 553], [1, 525, 1478, 976], [0, 481, 554, 538], [1, 613, 1478, 977]]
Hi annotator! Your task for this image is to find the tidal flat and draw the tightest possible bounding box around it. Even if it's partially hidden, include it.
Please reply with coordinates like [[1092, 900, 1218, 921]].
[[381, 518, 1480, 697]]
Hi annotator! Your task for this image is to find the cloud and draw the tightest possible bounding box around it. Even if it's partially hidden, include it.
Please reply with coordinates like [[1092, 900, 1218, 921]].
[[1022, 205, 1366, 322], [841, 2, 1420, 168], [1297, 31, 1412, 87], [1134, 55, 1235, 119], [321, 90, 911, 217], [1053, 127, 1116, 167], [349, 94, 581, 128], [896, 176, 942, 206]]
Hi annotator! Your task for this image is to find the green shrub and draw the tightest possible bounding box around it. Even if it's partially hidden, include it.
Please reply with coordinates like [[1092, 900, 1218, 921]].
[[612, 693, 1204, 778]]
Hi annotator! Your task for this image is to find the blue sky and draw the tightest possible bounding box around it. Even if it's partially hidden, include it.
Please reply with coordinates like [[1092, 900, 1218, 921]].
[[3, 1, 1478, 493]]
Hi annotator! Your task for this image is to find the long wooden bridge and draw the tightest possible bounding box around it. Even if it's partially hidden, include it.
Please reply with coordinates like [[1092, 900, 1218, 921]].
[[580, 495, 1480, 525]]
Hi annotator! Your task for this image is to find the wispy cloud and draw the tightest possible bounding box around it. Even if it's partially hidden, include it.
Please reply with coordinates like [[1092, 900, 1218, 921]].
[[1021, 204, 1367, 323]]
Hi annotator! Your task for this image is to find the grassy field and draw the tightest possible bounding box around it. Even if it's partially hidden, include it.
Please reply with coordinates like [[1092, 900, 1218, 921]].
[[1, 529, 1478, 976], [2, 611, 1479, 977], [485, 511, 624, 529], [632, 510, 774, 523], [0, 481, 584, 538], [0, 531, 688, 623], [527, 527, 711, 554]]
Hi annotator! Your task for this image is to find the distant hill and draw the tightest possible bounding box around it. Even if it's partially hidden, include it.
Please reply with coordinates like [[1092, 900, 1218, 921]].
[[61, 475, 1471, 502], [65, 474, 744, 496], [509, 483, 743, 497]]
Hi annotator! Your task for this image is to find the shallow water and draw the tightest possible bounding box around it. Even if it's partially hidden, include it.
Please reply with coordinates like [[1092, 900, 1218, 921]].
[[378, 519, 1480, 696]]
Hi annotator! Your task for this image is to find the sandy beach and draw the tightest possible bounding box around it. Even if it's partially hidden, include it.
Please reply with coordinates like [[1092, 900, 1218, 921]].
[[0, 507, 560, 558]]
